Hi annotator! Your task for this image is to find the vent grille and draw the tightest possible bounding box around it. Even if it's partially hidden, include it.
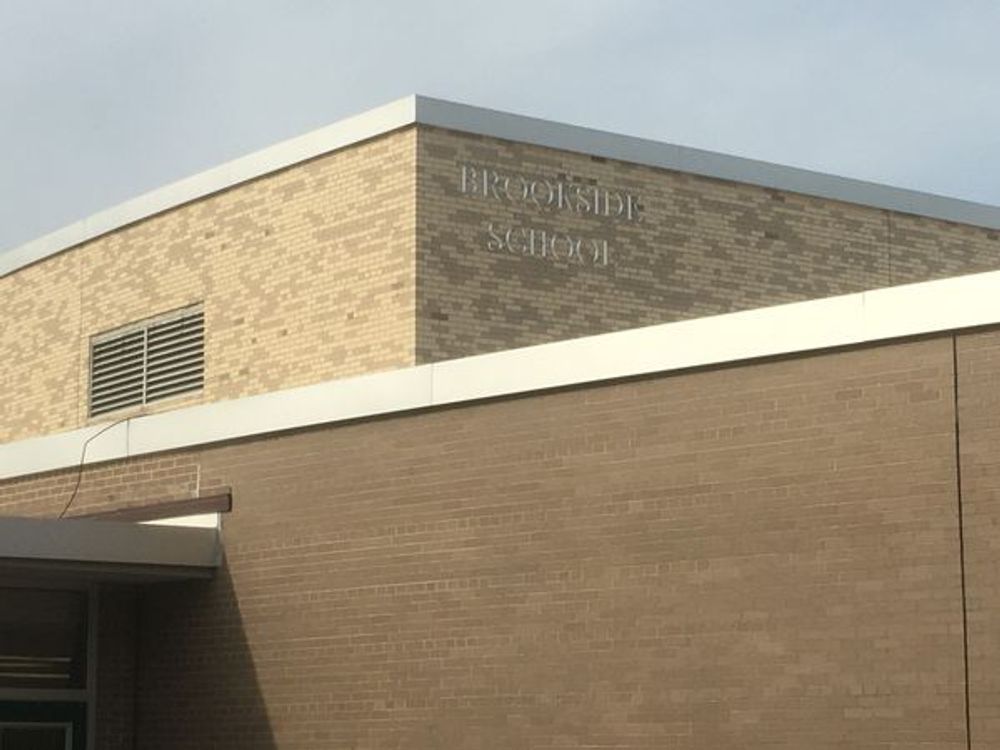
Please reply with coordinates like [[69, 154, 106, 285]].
[[90, 310, 204, 416]]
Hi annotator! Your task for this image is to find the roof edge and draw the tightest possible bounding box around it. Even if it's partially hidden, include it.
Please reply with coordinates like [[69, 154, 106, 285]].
[[3, 94, 1000, 278], [415, 96, 1000, 230]]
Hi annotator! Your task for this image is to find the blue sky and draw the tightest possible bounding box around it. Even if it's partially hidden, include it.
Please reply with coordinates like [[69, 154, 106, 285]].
[[2, 0, 998, 253]]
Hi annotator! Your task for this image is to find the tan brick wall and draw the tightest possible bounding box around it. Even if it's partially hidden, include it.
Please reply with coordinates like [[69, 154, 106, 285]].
[[134, 336, 972, 748], [2, 334, 978, 748], [5, 122, 999, 445], [415, 126, 1000, 361], [0, 127, 417, 443], [956, 328, 1000, 750]]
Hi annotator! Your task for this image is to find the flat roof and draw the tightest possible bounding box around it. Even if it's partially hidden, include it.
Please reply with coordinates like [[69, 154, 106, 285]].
[[3, 95, 1000, 278], [2, 266, 999, 482]]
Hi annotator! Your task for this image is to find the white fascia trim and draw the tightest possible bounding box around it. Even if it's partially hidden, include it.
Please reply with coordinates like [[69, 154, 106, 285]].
[[4, 95, 1000, 278], [0, 515, 220, 570], [3, 269, 999, 481], [142, 512, 220, 529]]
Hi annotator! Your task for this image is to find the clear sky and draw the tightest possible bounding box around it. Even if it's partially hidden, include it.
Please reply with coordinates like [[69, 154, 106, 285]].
[[2, 0, 998, 254]]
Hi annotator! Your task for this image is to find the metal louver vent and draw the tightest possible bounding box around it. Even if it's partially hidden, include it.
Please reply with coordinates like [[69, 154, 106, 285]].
[[90, 310, 204, 416]]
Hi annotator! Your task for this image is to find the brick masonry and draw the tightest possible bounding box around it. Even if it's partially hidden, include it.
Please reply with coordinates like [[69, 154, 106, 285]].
[[0, 127, 417, 443], [4, 122, 1000, 444], [416, 126, 1000, 361], [5, 331, 999, 748], [955, 329, 1000, 750]]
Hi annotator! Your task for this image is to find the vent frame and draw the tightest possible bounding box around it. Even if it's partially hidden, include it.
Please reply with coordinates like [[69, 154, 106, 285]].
[[89, 306, 204, 417]]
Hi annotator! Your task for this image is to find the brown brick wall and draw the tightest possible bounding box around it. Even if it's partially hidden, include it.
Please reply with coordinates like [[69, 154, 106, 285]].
[[0, 127, 417, 443], [0, 451, 204, 520], [2, 333, 981, 748], [415, 126, 999, 361], [956, 329, 1000, 750]]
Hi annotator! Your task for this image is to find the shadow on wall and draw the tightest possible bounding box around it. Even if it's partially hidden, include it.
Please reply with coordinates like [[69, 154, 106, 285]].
[[135, 560, 277, 750]]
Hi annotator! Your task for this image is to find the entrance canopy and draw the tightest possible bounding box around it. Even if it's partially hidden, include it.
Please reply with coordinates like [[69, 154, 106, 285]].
[[0, 516, 220, 583]]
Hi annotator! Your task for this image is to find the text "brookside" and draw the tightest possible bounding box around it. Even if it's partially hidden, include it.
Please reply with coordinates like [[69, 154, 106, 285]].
[[460, 164, 642, 223]]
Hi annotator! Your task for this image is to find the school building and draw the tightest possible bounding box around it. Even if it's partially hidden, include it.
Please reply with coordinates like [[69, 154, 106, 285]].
[[2, 96, 1000, 749]]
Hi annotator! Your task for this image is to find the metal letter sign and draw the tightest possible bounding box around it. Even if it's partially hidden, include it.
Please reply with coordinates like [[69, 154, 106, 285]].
[[458, 163, 642, 269]]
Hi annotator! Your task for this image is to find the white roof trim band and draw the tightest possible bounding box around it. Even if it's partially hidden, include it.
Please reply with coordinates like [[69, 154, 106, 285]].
[[2, 268, 1000, 481]]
